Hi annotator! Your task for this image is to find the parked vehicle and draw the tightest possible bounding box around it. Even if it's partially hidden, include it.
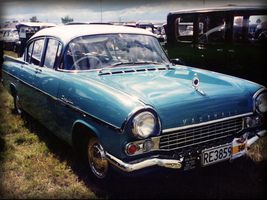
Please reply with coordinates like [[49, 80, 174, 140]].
[[0, 28, 19, 51], [15, 22, 56, 56], [165, 5, 267, 87], [138, 23, 166, 43], [2, 25, 266, 179]]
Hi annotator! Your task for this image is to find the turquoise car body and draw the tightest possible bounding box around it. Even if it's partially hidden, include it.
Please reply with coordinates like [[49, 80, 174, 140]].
[[2, 25, 266, 177]]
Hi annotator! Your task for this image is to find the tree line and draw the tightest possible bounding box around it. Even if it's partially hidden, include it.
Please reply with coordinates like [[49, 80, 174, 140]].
[[30, 15, 74, 24]]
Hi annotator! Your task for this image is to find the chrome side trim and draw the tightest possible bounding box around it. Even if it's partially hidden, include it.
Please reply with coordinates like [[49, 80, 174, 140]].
[[162, 112, 253, 134], [105, 152, 183, 172]]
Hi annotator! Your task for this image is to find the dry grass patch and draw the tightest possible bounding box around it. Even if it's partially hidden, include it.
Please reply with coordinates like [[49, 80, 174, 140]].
[[247, 136, 267, 162]]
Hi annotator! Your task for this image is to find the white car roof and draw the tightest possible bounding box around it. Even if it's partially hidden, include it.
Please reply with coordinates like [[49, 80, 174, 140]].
[[31, 25, 154, 44]]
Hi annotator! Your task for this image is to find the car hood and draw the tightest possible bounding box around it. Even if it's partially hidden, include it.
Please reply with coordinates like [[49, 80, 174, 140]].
[[80, 65, 261, 130]]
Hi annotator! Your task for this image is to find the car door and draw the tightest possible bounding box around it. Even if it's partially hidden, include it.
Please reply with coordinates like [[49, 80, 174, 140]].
[[224, 15, 267, 86], [197, 27, 229, 73], [12, 39, 41, 115], [31, 37, 64, 132], [18, 38, 45, 117]]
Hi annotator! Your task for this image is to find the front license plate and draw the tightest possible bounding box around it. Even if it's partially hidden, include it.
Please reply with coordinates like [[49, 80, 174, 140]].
[[202, 144, 232, 166]]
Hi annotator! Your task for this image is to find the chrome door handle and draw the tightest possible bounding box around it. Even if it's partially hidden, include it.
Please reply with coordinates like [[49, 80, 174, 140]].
[[35, 68, 42, 73]]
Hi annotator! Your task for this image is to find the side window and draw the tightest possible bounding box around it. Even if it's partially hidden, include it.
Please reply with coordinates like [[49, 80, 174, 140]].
[[233, 15, 266, 43], [3, 31, 9, 37], [30, 39, 44, 66], [26, 42, 34, 62], [44, 39, 62, 69], [175, 17, 204, 42], [199, 35, 207, 43], [233, 16, 244, 43], [208, 29, 225, 43], [174, 14, 227, 43]]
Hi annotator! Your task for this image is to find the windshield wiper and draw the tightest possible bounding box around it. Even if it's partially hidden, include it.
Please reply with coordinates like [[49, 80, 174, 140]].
[[99, 62, 134, 74]]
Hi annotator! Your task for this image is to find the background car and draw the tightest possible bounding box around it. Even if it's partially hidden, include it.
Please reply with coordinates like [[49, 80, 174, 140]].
[[15, 22, 56, 56], [0, 28, 19, 51], [165, 5, 267, 87]]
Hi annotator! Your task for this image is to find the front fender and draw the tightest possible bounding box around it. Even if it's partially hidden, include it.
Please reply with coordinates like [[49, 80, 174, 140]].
[[58, 73, 145, 130], [71, 118, 127, 158]]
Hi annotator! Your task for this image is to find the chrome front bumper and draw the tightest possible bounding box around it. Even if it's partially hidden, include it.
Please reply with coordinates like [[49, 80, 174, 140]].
[[106, 130, 266, 173], [106, 153, 183, 172]]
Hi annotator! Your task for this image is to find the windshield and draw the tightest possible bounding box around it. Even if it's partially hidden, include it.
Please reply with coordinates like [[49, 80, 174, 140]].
[[62, 33, 170, 70]]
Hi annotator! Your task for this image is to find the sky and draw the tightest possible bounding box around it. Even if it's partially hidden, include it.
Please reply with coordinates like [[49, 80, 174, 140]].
[[1, 0, 266, 25]]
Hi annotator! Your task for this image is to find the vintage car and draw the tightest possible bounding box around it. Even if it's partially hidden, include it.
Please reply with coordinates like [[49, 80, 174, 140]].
[[0, 28, 19, 51], [2, 25, 267, 179], [165, 5, 267, 87]]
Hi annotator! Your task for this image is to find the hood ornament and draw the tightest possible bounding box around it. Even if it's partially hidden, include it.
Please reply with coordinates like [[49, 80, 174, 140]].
[[192, 77, 205, 96]]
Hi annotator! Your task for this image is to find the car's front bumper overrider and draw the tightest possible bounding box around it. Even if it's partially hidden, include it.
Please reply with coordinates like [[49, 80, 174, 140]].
[[106, 130, 266, 173], [247, 130, 266, 146]]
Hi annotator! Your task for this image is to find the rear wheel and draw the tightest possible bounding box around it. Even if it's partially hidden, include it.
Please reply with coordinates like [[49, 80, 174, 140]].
[[14, 93, 22, 115], [87, 137, 109, 179]]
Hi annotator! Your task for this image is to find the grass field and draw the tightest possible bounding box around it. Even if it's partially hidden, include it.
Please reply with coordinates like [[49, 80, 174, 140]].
[[0, 51, 99, 199], [0, 51, 266, 199], [0, 80, 98, 199]]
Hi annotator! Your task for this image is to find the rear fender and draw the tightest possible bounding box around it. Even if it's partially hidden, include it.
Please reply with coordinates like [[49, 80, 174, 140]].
[[10, 82, 17, 97]]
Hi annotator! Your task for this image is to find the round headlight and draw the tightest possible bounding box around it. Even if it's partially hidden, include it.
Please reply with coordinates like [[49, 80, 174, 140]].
[[255, 93, 267, 113], [132, 112, 156, 139]]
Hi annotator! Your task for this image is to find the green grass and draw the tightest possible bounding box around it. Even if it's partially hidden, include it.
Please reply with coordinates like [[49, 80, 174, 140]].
[[0, 68, 98, 198], [3, 50, 18, 58]]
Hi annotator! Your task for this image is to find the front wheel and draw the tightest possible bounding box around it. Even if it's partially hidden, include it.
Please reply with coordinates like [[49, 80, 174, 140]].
[[87, 137, 109, 179]]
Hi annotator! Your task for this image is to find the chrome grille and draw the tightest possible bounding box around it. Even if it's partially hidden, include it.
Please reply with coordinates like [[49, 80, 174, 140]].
[[160, 118, 243, 151]]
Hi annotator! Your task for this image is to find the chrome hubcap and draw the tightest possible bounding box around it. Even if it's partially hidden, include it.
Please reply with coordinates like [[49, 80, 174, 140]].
[[88, 138, 108, 178], [15, 95, 22, 115]]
